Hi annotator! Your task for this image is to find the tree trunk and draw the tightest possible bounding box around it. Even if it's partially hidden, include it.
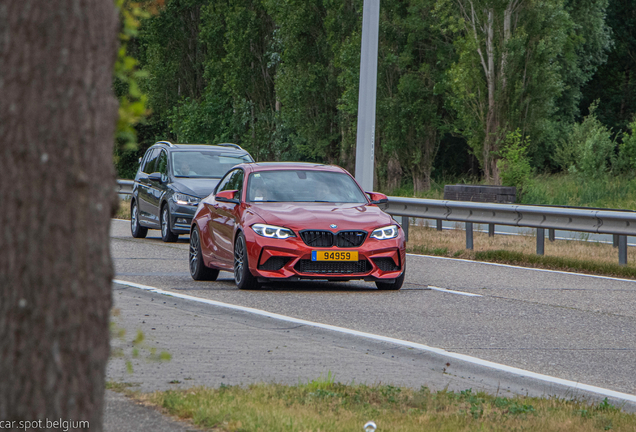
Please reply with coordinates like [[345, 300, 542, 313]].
[[385, 154, 402, 192], [0, 1, 118, 430]]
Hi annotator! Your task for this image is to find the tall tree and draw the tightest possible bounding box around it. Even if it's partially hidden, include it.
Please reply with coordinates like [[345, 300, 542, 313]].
[[376, 0, 454, 192], [0, 0, 118, 429], [439, 0, 609, 182]]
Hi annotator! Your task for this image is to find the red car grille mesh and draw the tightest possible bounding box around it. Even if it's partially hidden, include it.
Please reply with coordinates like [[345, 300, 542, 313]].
[[295, 259, 372, 274]]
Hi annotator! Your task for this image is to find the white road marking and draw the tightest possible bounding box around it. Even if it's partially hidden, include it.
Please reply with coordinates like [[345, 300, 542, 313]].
[[114, 278, 636, 404], [408, 253, 636, 283], [427, 286, 482, 297]]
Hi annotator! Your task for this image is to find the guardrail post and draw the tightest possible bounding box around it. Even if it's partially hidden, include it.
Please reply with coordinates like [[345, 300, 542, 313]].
[[436, 219, 442, 231], [613, 234, 619, 248], [618, 235, 627, 266], [549, 229, 555, 242], [466, 222, 473, 250], [536, 228, 545, 255], [400, 216, 409, 242], [488, 223, 495, 237]]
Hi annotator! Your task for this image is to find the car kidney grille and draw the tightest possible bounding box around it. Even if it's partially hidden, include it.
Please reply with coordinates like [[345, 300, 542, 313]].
[[300, 230, 367, 248], [335, 231, 366, 247], [295, 260, 372, 274], [300, 230, 333, 247], [258, 256, 290, 271], [372, 257, 400, 272]]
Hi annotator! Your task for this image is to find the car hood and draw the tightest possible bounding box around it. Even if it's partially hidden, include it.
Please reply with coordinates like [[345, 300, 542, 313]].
[[172, 178, 221, 198], [247, 202, 394, 232]]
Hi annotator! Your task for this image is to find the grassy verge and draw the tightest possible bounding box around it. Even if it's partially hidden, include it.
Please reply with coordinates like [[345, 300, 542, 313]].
[[407, 225, 636, 279], [107, 379, 636, 431], [115, 198, 131, 220]]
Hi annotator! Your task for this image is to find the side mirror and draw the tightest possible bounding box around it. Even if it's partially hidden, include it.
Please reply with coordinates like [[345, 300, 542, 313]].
[[367, 192, 388, 205], [216, 189, 240, 204], [148, 172, 162, 183]]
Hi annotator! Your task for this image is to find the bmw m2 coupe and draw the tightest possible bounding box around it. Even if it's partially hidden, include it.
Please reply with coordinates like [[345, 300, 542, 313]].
[[189, 162, 406, 290]]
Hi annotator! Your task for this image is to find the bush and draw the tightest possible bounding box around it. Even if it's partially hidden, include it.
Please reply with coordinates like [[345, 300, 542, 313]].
[[497, 129, 533, 196], [615, 118, 636, 175], [554, 101, 616, 178]]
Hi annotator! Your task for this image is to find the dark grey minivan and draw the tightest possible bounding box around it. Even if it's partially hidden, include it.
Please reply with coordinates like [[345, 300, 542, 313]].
[[130, 141, 254, 242]]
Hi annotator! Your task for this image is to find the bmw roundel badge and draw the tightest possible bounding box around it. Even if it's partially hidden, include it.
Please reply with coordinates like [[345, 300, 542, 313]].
[[330, 224, 338, 229]]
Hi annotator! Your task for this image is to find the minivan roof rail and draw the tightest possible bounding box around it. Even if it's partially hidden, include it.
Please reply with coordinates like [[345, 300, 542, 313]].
[[155, 140, 175, 147], [216, 143, 242, 150]]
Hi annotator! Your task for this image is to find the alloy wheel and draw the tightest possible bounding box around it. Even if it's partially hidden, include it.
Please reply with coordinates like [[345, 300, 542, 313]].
[[189, 228, 200, 276], [161, 207, 169, 238], [132, 202, 138, 228], [234, 236, 244, 285]]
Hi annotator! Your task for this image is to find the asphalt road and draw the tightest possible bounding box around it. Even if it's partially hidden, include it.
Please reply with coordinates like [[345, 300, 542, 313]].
[[108, 219, 636, 409]]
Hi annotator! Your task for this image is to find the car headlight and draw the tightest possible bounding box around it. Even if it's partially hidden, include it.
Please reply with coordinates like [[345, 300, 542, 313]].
[[251, 224, 295, 239], [172, 193, 200, 206], [370, 225, 399, 240]]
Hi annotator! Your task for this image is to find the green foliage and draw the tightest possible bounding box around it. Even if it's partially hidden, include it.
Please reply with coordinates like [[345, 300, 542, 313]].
[[554, 101, 617, 177], [615, 118, 636, 175], [521, 173, 636, 210], [117, 0, 623, 188], [114, 0, 150, 151], [497, 129, 532, 195]]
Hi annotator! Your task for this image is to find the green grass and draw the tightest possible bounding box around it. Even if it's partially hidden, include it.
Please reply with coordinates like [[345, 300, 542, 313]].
[[521, 174, 636, 210], [111, 381, 636, 431], [384, 173, 636, 210]]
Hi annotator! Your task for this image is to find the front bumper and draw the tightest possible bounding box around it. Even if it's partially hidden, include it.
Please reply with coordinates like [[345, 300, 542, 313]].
[[245, 229, 406, 282], [168, 201, 197, 234]]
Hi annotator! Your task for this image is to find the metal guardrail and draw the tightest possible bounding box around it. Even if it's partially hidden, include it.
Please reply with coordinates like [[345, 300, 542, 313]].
[[116, 179, 134, 197], [382, 197, 635, 266]]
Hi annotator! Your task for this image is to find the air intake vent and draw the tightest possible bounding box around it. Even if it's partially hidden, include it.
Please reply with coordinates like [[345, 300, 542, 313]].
[[295, 260, 372, 274], [258, 256, 290, 271], [372, 257, 400, 272]]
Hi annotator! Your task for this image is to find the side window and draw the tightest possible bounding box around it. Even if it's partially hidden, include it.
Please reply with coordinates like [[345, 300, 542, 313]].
[[215, 169, 235, 194], [141, 149, 159, 174], [217, 169, 244, 199], [156, 150, 168, 181]]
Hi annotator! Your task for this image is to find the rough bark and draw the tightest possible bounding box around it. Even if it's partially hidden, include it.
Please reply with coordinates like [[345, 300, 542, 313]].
[[0, 1, 118, 430]]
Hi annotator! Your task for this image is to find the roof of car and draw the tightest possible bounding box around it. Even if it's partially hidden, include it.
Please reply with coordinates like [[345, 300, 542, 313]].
[[243, 162, 347, 173], [151, 141, 248, 153]]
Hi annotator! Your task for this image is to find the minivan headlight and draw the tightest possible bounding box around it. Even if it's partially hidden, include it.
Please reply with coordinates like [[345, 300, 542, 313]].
[[251, 224, 295, 239], [370, 225, 399, 240], [173, 193, 200, 206]]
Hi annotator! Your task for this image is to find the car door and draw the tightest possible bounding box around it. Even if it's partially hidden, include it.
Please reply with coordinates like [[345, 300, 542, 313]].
[[137, 148, 159, 225], [208, 168, 244, 267], [146, 149, 169, 226]]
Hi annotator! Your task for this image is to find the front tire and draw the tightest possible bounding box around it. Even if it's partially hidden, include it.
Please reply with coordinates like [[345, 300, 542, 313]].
[[161, 205, 179, 242], [131, 200, 148, 239], [234, 232, 260, 290], [189, 226, 219, 281], [375, 271, 405, 291]]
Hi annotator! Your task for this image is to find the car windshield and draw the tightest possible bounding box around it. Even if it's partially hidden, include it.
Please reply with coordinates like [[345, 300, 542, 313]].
[[172, 151, 252, 178], [247, 170, 368, 203]]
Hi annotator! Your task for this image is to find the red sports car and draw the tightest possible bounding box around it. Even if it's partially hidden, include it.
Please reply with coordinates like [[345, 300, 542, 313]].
[[188, 162, 406, 290]]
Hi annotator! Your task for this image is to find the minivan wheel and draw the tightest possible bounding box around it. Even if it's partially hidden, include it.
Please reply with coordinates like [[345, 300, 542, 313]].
[[234, 232, 260, 290], [131, 201, 148, 238], [161, 205, 179, 242], [189, 226, 219, 281]]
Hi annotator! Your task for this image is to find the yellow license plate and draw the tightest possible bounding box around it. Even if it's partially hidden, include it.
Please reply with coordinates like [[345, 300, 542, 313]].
[[311, 251, 358, 261]]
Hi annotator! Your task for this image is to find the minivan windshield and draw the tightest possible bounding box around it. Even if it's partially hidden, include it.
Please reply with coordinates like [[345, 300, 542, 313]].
[[247, 170, 367, 203], [171, 151, 252, 178]]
